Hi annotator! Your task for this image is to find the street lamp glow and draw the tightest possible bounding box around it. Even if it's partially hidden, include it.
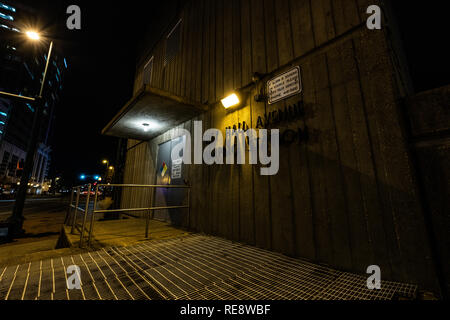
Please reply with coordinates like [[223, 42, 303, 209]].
[[80, 174, 86, 180], [25, 31, 40, 41], [102, 160, 108, 164], [109, 166, 114, 171]]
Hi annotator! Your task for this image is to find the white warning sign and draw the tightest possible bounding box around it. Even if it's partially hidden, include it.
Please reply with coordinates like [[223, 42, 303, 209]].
[[171, 159, 182, 180], [267, 66, 302, 105]]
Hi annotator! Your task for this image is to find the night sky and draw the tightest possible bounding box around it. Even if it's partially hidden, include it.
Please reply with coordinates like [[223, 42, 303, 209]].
[[13, 1, 449, 187], [16, 0, 162, 186]]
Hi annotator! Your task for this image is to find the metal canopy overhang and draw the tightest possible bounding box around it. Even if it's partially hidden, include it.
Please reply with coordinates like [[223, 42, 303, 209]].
[[102, 85, 207, 141]]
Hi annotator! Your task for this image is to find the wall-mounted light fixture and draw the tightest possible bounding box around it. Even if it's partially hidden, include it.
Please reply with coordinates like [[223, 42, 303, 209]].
[[221, 93, 240, 109], [142, 121, 160, 132]]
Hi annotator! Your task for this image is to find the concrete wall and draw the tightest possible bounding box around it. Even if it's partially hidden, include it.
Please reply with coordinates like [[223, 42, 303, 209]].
[[121, 0, 440, 292], [406, 85, 450, 295]]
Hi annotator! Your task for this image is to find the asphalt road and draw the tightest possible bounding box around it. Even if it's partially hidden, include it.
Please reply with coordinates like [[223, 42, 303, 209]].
[[0, 197, 68, 218]]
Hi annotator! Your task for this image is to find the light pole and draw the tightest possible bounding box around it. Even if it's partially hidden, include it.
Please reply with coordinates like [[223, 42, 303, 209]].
[[0, 31, 55, 237]]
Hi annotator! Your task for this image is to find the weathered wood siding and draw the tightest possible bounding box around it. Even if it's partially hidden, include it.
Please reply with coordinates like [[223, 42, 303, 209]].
[[122, 0, 439, 291]]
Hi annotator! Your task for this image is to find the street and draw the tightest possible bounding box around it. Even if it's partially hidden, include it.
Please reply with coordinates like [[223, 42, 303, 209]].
[[0, 197, 67, 217]]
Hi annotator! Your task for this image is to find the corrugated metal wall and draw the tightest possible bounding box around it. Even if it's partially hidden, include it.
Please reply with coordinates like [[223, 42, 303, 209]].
[[122, 0, 439, 292]]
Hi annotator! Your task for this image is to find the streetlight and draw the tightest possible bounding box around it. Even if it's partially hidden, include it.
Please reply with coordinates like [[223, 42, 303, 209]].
[[25, 31, 40, 41], [0, 30, 55, 237]]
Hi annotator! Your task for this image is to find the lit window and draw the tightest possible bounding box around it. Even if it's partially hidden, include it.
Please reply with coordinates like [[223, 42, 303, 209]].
[[0, 2, 16, 12], [0, 12, 13, 21]]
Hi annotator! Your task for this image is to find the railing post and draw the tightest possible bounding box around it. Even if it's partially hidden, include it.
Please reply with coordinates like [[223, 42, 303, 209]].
[[64, 188, 75, 225], [187, 186, 191, 230], [145, 186, 153, 239], [80, 184, 91, 248], [88, 184, 100, 247], [71, 187, 81, 234], [145, 210, 151, 239]]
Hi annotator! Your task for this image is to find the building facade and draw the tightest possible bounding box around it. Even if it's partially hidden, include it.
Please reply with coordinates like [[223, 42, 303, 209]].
[[0, 0, 66, 195], [103, 0, 449, 296]]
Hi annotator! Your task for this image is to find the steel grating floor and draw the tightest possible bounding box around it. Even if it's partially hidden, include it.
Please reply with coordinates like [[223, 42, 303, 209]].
[[0, 234, 417, 300]]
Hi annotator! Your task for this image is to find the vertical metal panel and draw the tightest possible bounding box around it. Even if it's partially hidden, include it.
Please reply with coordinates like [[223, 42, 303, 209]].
[[290, 0, 316, 57], [332, 0, 361, 35], [310, 0, 336, 46], [301, 59, 333, 264], [215, 0, 224, 101], [250, 0, 267, 75], [274, 0, 294, 66], [240, 0, 252, 87], [263, 0, 279, 73], [223, 0, 234, 95], [265, 97, 295, 257], [180, 1, 192, 98], [238, 98, 255, 245], [194, 1, 204, 102], [232, 0, 242, 91], [250, 99, 272, 250], [284, 94, 315, 261], [201, 0, 211, 103], [208, 0, 216, 103]]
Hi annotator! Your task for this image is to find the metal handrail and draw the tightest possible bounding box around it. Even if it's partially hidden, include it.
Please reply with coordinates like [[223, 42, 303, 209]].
[[93, 205, 189, 214], [66, 183, 191, 248]]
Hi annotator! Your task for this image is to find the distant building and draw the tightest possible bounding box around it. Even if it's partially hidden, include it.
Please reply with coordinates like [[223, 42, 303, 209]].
[[0, 0, 66, 195]]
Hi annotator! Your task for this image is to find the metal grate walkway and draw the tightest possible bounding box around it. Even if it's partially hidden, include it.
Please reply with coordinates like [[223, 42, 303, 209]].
[[0, 234, 417, 300]]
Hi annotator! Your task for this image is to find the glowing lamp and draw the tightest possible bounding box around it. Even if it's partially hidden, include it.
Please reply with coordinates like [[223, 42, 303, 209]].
[[221, 93, 240, 109]]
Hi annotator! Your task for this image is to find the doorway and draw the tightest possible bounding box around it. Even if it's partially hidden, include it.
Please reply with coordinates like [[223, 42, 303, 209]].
[[153, 135, 187, 225]]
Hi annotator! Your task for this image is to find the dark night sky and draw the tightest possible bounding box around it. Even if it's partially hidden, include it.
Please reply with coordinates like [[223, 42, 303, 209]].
[[16, 0, 163, 185], [13, 1, 449, 186]]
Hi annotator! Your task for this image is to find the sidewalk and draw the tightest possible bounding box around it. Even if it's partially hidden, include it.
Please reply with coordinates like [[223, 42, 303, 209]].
[[63, 217, 193, 249], [0, 234, 419, 300], [0, 208, 83, 267]]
